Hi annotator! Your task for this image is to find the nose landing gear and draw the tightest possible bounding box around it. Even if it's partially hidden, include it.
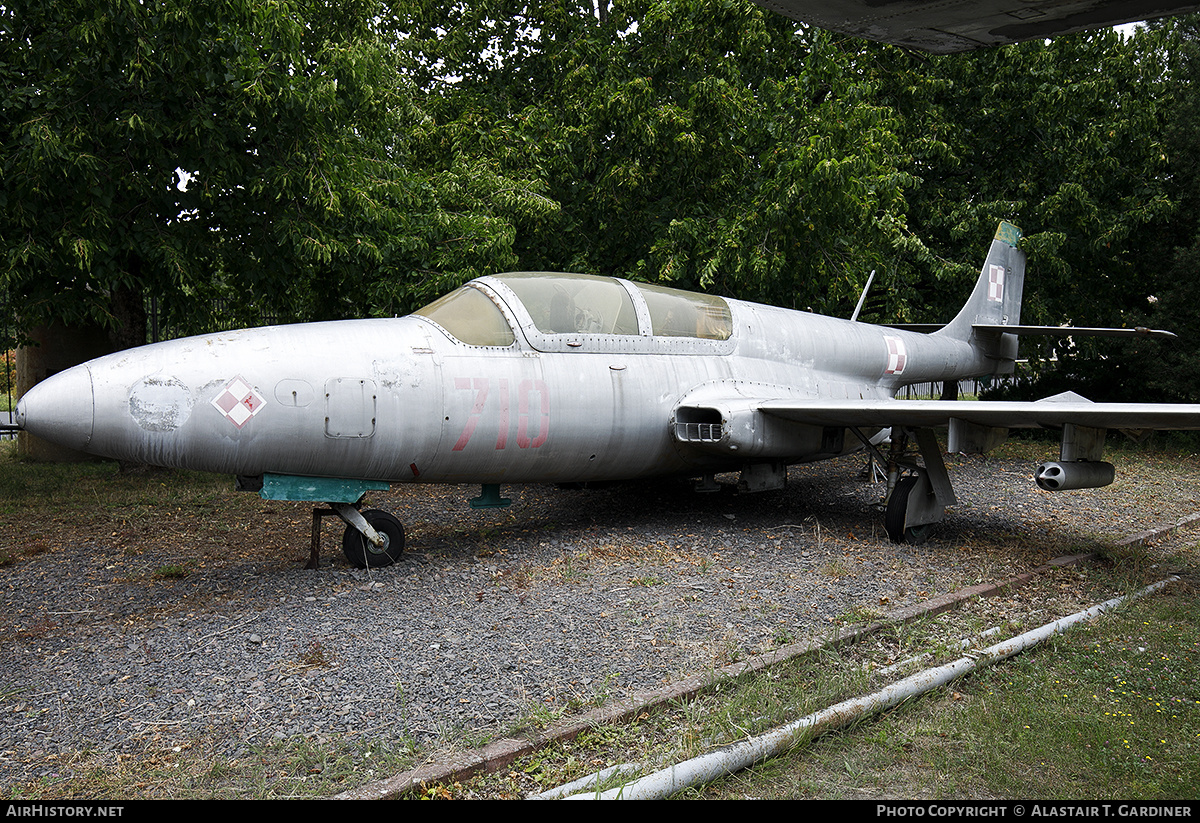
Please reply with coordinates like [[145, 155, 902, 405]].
[[338, 507, 405, 568]]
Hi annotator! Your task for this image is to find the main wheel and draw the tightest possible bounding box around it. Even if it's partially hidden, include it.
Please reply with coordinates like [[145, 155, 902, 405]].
[[341, 509, 405, 568], [884, 475, 932, 545]]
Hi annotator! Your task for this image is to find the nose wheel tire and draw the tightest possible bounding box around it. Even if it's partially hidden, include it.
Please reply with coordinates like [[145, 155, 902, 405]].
[[341, 509, 405, 568]]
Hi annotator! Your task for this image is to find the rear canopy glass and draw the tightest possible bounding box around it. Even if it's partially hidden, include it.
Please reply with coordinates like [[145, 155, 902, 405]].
[[636, 282, 732, 340]]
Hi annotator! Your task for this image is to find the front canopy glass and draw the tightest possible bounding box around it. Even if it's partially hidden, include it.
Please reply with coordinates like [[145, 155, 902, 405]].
[[413, 285, 516, 347]]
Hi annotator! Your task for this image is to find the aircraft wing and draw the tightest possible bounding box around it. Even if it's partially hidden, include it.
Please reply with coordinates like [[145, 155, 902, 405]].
[[753, 0, 1200, 53], [756, 395, 1200, 430]]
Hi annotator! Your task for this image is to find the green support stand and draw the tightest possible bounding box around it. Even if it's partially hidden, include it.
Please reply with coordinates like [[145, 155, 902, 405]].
[[470, 484, 511, 509], [259, 473, 389, 503]]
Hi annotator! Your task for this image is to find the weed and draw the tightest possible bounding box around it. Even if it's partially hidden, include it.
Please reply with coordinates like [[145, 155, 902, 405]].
[[492, 564, 530, 591], [838, 605, 887, 625], [772, 628, 797, 647], [24, 540, 51, 557], [152, 564, 189, 580], [575, 723, 630, 751], [820, 558, 851, 578], [553, 551, 590, 583], [294, 641, 334, 670], [420, 782, 459, 799], [16, 616, 58, 639]]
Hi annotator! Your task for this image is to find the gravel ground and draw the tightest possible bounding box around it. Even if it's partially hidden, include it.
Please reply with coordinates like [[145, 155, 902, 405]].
[[1, 448, 1198, 789]]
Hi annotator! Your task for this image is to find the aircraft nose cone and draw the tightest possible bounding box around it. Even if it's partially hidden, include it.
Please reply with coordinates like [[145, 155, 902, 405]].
[[15, 364, 96, 452]]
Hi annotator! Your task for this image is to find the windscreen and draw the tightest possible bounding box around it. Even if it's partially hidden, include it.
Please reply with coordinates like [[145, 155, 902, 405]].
[[414, 285, 516, 346]]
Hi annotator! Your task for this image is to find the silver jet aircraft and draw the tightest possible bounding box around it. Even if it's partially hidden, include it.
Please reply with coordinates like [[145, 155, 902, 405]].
[[14, 222, 1200, 566]]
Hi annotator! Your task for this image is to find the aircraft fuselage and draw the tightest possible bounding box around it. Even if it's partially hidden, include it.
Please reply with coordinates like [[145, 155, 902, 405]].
[[16, 276, 984, 487]]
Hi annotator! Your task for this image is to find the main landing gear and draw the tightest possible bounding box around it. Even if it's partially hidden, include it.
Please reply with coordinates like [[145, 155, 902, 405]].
[[854, 427, 956, 544], [884, 473, 937, 544]]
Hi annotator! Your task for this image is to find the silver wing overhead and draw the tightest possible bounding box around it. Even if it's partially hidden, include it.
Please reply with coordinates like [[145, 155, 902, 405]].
[[753, 0, 1200, 53], [757, 394, 1200, 430]]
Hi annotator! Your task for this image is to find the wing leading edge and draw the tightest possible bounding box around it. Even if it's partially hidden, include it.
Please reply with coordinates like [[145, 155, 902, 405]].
[[757, 394, 1200, 431]]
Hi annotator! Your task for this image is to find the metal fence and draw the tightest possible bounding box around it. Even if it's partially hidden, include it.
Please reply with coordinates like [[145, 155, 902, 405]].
[[145, 296, 301, 344], [896, 377, 1012, 400]]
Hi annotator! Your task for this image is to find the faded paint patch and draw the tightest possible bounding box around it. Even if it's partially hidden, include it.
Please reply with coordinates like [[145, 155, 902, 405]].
[[373, 358, 423, 390], [129, 376, 194, 432], [883, 336, 908, 375]]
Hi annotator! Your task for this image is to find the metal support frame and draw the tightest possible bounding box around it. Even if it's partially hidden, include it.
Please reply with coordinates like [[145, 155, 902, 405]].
[[306, 501, 385, 570], [738, 461, 787, 493], [470, 483, 512, 508], [308, 507, 337, 570], [881, 426, 957, 530], [1060, 423, 1107, 462], [849, 426, 890, 484]]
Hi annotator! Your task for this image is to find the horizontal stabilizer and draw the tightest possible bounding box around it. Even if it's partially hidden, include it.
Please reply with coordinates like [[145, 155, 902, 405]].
[[974, 324, 1177, 340]]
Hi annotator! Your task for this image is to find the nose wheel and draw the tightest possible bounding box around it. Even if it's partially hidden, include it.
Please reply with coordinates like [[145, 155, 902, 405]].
[[340, 508, 405, 568]]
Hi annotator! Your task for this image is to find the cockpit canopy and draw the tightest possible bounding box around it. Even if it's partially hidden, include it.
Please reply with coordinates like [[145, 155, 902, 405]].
[[414, 272, 732, 349], [412, 284, 516, 347], [502, 273, 640, 336]]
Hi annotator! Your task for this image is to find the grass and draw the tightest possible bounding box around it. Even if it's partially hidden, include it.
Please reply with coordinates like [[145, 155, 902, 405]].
[[0, 440, 229, 513], [151, 563, 190, 579], [0, 438, 308, 568], [2, 734, 422, 800], [411, 570, 1199, 799], [696, 581, 1200, 800]]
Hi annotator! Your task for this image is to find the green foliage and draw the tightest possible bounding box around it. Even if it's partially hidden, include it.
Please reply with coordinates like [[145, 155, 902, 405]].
[[972, 16, 1200, 402], [401, 1, 920, 314], [872, 28, 1176, 331], [0, 0, 549, 341], [4, 0, 1198, 409], [1115, 14, 1200, 403], [396, 1, 1192, 339]]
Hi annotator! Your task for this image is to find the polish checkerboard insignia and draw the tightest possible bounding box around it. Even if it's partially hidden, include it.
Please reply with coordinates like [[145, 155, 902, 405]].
[[884, 336, 907, 375], [988, 264, 1005, 302], [211, 377, 265, 428]]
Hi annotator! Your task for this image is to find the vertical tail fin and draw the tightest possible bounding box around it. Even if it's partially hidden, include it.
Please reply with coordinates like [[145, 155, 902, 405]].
[[934, 221, 1025, 372]]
